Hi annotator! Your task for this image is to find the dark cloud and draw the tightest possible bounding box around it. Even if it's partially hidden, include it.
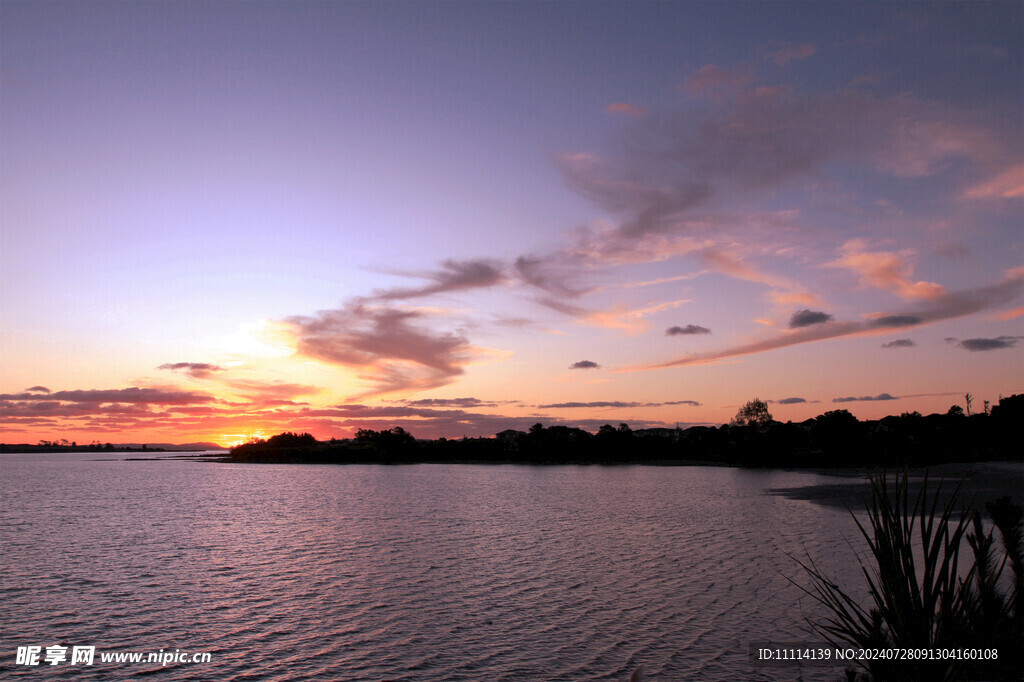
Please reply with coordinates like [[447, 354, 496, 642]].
[[667, 324, 711, 336], [372, 259, 504, 300], [299, 404, 467, 420], [776, 397, 808, 404], [535, 296, 588, 317], [552, 81, 1014, 282], [789, 309, 834, 328], [515, 255, 590, 299], [158, 362, 225, 378], [882, 339, 916, 348], [569, 360, 600, 370], [950, 336, 1024, 352], [833, 393, 898, 403], [0, 401, 161, 418], [872, 315, 923, 328], [24, 386, 51, 394], [402, 397, 500, 408], [0, 387, 213, 405], [286, 303, 471, 396], [539, 401, 644, 409], [538, 399, 701, 409], [639, 272, 1024, 370]]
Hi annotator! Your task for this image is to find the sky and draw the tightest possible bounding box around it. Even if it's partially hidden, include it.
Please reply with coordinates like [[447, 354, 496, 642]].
[[2, 1, 1022, 446]]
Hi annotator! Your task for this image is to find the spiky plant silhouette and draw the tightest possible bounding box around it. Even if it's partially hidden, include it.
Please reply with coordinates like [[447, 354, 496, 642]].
[[792, 471, 1022, 681]]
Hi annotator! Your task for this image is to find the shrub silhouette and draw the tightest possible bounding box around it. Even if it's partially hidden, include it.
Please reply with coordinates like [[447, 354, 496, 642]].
[[794, 471, 1022, 681]]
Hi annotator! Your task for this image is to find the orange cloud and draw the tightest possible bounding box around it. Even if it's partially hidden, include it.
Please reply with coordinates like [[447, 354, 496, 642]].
[[579, 299, 690, 335], [768, 291, 822, 307], [962, 164, 1024, 199], [993, 305, 1024, 321], [827, 240, 946, 300], [605, 102, 649, 117], [698, 248, 805, 293]]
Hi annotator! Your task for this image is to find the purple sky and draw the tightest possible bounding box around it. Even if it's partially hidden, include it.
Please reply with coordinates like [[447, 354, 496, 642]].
[[2, 1, 1021, 445]]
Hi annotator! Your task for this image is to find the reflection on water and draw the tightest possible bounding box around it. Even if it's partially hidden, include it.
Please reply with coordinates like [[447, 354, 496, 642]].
[[2, 454, 1017, 680]]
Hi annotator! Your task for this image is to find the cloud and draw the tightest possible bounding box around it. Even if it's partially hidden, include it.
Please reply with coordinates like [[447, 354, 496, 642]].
[[569, 360, 600, 370], [697, 248, 800, 290], [771, 43, 817, 65], [993, 306, 1024, 321], [769, 291, 823, 307], [557, 152, 712, 238], [285, 303, 474, 396], [540, 401, 645, 409], [667, 324, 711, 336], [775, 397, 808, 404], [961, 163, 1024, 199], [870, 315, 923, 328], [537, 399, 701, 409], [559, 86, 1009, 254], [833, 393, 898, 403], [158, 362, 225, 379], [371, 259, 505, 300], [789, 309, 834, 328], [827, 240, 946, 300], [24, 386, 51, 394], [947, 336, 1024, 352], [514, 254, 591, 300], [606, 102, 649, 118], [681, 64, 753, 99], [633, 269, 1024, 370], [0, 387, 214, 404], [580, 299, 690, 335], [223, 379, 320, 402], [401, 397, 502, 408], [882, 339, 916, 348]]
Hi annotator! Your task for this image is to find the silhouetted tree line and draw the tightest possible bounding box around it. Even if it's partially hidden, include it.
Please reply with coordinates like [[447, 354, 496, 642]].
[[228, 394, 1024, 467], [0, 441, 153, 453]]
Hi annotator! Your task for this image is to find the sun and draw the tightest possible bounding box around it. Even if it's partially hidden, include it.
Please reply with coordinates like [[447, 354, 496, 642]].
[[221, 430, 267, 448]]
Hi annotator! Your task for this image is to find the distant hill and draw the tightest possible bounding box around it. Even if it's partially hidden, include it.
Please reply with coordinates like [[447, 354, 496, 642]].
[[0, 442, 226, 453]]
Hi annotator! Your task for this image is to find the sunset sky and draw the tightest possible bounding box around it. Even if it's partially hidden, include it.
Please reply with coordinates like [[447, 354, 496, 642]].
[[2, 1, 1022, 446]]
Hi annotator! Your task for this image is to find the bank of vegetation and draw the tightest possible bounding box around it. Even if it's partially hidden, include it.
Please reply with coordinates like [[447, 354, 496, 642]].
[[229, 394, 1022, 467]]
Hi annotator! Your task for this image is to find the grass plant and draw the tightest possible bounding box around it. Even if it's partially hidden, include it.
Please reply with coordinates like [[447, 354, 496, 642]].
[[792, 470, 1022, 681]]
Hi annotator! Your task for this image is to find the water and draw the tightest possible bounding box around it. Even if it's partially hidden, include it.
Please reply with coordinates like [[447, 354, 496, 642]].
[[2, 453, 1018, 680]]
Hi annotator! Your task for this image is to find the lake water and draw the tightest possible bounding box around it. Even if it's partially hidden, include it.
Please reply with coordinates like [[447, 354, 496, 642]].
[[2, 453, 1020, 680]]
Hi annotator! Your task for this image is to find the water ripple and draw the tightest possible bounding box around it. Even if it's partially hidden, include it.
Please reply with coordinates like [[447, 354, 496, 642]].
[[8, 456, 1013, 680]]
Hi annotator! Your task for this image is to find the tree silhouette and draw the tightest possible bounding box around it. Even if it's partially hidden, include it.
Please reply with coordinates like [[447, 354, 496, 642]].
[[732, 398, 773, 427]]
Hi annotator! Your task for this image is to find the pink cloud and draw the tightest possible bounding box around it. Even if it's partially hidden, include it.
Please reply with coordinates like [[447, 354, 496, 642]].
[[962, 164, 1024, 199], [285, 303, 475, 397], [578, 299, 690, 335], [681, 64, 753, 99], [370, 259, 505, 300], [827, 240, 946, 301], [605, 102, 649, 118], [697, 248, 806, 293], [772, 43, 817, 65]]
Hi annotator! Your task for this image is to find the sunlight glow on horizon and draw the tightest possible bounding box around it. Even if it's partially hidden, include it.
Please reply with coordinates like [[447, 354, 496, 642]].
[[1, 2, 1021, 444]]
